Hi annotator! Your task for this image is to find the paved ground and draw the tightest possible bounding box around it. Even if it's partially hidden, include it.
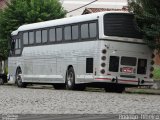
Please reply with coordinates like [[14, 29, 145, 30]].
[[0, 85, 160, 115]]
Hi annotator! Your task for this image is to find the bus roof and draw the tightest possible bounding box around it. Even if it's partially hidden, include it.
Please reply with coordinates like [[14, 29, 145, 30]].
[[11, 11, 129, 36]]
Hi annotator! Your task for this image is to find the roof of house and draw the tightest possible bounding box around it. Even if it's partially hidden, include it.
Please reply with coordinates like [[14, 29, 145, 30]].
[[82, 6, 128, 14], [0, 0, 7, 9]]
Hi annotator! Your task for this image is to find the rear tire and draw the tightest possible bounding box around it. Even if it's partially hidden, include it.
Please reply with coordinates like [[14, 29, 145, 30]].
[[65, 67, 86, 91], [16, 68, 27, 88], [66, 67, 76, 90]]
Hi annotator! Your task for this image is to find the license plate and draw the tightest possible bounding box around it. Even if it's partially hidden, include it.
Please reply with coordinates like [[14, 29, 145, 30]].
[[122, 67, 133, 73]]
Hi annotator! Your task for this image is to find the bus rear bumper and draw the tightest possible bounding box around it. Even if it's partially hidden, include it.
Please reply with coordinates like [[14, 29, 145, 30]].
[[94, 76, 154, 86]]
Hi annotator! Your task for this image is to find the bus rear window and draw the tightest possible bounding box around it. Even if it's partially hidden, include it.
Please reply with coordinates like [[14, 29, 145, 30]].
[[137, 59, 147, 74], [109, 56, 119, 72], [103, 13, 142, 39], [121, 57, 136, 66]]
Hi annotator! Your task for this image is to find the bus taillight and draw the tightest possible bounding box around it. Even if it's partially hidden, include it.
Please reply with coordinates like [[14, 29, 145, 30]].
[[150, 67, 154, 72], [150, 74, 153, 78], [102, 49, 107, 54], [101, 63, 106, 67], [151, 60, 154, 65], [151, 54, 155, 59], [100, 69, 105, 74]]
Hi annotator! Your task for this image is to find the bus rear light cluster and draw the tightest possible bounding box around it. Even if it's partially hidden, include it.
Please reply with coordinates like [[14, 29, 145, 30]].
[[101, 56, 106, 61], [100, 69, 105, 74], [150, 67, 154, 72], [149, 73, 153, 78], [151, 60, 154, 65], [101, 63, 106, 67], [102, 49, 107, 54], [151, 54, 155, 58]]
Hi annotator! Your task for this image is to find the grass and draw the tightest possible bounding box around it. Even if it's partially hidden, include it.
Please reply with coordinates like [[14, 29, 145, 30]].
[[153, 66, 160, 81], [125, 88, 160, 95]]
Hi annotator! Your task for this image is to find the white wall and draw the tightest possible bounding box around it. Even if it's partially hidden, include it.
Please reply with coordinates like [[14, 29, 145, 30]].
[[60, 0, 128, 17]]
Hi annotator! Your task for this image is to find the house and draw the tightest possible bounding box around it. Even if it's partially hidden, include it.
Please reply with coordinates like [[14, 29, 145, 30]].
[[0, 0, 8, 9], [61, 0, 128, 17], [82, 6, 128, 14]]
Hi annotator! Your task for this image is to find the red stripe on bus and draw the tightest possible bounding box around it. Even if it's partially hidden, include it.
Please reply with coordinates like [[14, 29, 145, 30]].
[[118, 79, 137, 83], [95, 78, 112, 81]]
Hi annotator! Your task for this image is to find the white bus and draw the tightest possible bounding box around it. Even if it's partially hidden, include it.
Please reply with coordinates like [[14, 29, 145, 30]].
[[8, 11, 154, 92]]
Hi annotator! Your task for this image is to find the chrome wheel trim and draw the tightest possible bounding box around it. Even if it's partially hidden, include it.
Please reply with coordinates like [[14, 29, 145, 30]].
[[67, 72, 73, 87], [16, 73, 22, 86]]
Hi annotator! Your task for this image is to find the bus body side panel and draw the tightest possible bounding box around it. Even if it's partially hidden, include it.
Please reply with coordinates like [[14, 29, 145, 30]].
[[8, 57, 22, 83], [20, 41, 100, 84]]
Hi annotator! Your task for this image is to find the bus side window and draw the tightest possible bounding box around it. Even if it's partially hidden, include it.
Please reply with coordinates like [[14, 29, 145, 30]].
[[64, 26, 71, 41], [36, 30, 42, 43], [42, 29, 48, 43], [81, 23, 89, 39], [56, 27, 62, 41], [11, 40, 15, 55], [15, 39, 18, 49], [109, 56, 119, 72], [29, 31, 34, 44], [72, 25, 79, 40], [18, 38, 21, 49], [23, 32, 29, 45], [49, 28, 56, 42], [89, 22, 97, 38]]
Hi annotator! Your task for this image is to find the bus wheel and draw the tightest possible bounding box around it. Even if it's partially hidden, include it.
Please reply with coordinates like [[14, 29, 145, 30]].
[[53, 84, 66, 90], [16, 69, 27, 88], [66, 67, 76, 90], [0, 78, 4, 85]]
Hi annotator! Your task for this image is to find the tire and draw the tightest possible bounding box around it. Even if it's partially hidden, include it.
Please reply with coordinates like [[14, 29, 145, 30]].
[[66, 67, 76, 90], [0, 78, 4, 85], [65, 67, 86, 91], [16, 68, 27, 88], [53, 84, 66, 90]]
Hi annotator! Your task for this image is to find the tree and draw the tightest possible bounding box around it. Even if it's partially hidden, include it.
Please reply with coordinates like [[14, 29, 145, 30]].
[[128, 0, 160, 50], [0, 0, 66, 60]]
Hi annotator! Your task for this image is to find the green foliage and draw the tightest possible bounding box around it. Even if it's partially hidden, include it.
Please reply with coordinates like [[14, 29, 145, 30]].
[[0, 0, 66, 60], [153, 66, 160, 80], [128, 0, 160, 50], [0, 39, 8, 59]]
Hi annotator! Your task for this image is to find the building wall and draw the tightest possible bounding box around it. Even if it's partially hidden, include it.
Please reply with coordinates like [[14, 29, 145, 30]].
[[61, 0, 128, 17]]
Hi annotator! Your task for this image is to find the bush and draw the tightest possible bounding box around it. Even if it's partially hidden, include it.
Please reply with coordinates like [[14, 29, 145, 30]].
[[153, 66, 160, 80]]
